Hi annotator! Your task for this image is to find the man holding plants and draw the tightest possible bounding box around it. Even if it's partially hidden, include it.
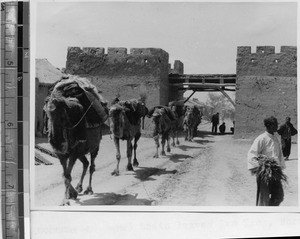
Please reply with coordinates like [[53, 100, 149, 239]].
[[247, 116, 287, 206]]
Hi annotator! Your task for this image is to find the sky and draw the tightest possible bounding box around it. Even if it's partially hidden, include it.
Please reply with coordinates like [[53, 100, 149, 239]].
[[34, 1, 297, 101], [35, 1, 297, 74]]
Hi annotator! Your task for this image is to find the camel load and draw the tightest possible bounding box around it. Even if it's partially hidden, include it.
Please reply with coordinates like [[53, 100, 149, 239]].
[[49, 76, 108, 127]]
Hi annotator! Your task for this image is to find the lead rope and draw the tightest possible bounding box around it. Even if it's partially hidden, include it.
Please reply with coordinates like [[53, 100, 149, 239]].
[[69, 102, 93, 129]]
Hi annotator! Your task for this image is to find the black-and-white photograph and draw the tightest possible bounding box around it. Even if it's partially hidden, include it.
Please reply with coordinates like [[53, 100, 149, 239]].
[[33, 1, 297, 209]]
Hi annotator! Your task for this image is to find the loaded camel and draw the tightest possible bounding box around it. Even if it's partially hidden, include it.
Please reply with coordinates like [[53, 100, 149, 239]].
[[168, 100, 186, 146], [183, 105, 202, 141], [109, 96, 148, 176], [44, 76, 108, 205], [147, 105, 177, 158]]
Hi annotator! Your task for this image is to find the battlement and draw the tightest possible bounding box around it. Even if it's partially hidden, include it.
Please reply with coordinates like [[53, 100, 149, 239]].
[[237, 46, 296, 57], [66, 47, 169, 76], [236, 46, 297, 77], [169, 60, 184, 74], [67, 46, 168, 59]]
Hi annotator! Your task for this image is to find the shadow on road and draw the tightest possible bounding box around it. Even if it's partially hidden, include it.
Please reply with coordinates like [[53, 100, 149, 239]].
[[192, 139, 214, 145], [77, 192, 155, 205], [196, 130, 214, 138], [134, 167, 177, 181], [168, 153, 193, 163], [177, 144, 205, 151]]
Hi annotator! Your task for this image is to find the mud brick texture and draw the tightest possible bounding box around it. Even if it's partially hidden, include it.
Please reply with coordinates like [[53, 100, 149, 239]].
[[235, 46, 297, 139]]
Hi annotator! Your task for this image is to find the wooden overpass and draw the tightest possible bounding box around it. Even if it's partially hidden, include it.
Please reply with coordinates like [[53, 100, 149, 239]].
[[168, 74, 237, 106]]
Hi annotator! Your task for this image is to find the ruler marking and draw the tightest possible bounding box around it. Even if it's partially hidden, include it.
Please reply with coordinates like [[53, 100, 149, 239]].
[[2, 2, 20, 238], [1, 2, 29, 238]]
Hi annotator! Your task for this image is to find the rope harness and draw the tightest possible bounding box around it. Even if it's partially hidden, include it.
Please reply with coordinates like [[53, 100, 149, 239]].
[[68, 102, 93, 129]]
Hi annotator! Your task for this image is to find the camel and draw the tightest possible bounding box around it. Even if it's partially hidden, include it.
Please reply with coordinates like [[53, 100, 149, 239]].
[[183, 105, 202, 141], [109, 98, 148, 176], [147, 106, 176, 158], [168, 100, 186, 147], [45, 76, 108, 205]]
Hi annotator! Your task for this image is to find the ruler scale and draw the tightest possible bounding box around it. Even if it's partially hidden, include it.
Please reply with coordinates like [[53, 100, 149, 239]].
[[1, 2, 29, 238]]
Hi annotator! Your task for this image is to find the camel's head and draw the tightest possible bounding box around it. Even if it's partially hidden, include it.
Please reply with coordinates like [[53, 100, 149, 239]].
[[45, 96, 70, 154], [183, 106, 195, 124], [151, 107, 167, 126]]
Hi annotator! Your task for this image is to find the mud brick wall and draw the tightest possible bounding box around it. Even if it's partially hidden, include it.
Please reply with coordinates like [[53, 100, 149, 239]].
[[168, 60, 184, 101], [65, 47, 171, 107], [235, 46, 297, 139], [65, 47, 181, 131]]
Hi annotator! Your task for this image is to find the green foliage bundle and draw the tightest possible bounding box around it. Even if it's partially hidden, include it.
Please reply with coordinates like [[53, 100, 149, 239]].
[[250, 155, 288, 185]]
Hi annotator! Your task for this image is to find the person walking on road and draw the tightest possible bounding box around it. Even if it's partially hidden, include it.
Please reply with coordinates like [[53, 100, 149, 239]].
[[277, 117, 297, 161], [247, 116, 286, 206], [211, 112, 219, 134]]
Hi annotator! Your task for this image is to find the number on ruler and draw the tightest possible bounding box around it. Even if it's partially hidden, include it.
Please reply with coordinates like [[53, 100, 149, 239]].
[[6, 122, 13, 127], [1, 3, 5, 11], [24, 51, 29, 58], [8, 184, 15, 189], [7, 61, 14, 66]]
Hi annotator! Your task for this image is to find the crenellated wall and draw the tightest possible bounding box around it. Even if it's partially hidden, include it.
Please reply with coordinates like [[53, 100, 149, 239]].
[[237, 46, 297, 77], [65, 47, 171, 109], [65, 47, 185, 131], [235, 46, 297, 139], [66, 47, 169, 78]]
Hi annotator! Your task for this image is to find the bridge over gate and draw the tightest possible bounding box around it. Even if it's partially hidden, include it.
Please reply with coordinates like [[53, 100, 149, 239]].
[[169, 74, 236, 106]]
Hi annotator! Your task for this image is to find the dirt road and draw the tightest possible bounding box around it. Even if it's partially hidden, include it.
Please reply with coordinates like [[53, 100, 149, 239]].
[[34, 122, 298, 207]]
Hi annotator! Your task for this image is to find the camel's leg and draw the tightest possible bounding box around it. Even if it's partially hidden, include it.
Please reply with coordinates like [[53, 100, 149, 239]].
[[84, 148, 98, 195], [161, 134, 167, 156], [60, 156, 78, 206], [111, 137, 121, 176], [133, 132, 141, 167], [153, 135, 159, 158], [189, 128, 193, 141], [186, 128, 190, 141], [126, 139, 134, 171], [171, 135, 175, 147], [166, 133, 171, 153], [170, 128, 175, 147], [184, 125, 188, 141], [75, 156, 89, 193], [176, 131, 180, 145], [59, 158, 68, 206], [193, 125, 198, 138]]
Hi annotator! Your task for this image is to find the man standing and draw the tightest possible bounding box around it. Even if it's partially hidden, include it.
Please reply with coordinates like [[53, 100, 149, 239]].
[[211, 112, 219, 134], [247, 116, 286, 206], [277, 117, 297, 161]]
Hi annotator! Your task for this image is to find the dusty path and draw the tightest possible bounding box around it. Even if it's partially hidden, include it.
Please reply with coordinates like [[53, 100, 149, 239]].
[[34, 122, 298, 207]]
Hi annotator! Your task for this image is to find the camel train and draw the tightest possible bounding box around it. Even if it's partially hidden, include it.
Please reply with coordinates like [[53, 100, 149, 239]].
[[43, 76, 202, 205]]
